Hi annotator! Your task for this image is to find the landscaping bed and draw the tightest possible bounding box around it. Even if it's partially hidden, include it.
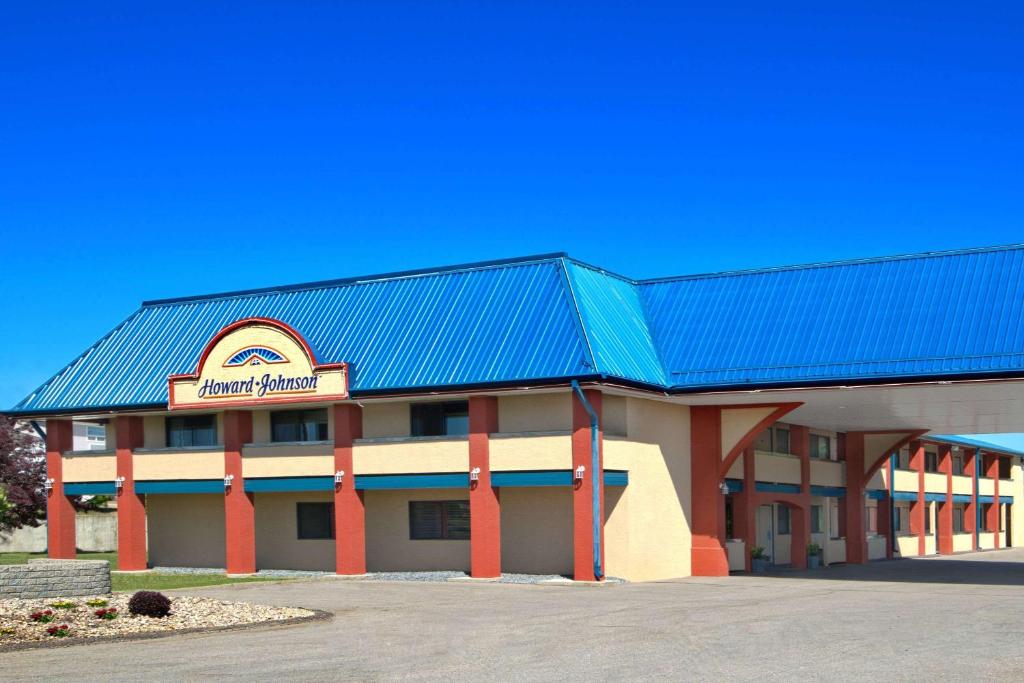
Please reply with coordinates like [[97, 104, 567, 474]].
[[0, 593, 320, 650]]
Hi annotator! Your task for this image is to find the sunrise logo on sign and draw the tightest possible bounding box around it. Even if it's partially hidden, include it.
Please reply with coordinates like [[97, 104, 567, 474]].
[[168, 318, 348, 410]]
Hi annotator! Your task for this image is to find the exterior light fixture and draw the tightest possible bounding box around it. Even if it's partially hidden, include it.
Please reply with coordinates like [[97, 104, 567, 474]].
[[114, 476, 125, 490], [334, 470, 345, 484], [469, 467, 481, 482], [44, 478, 55, 492], [574, 465, 586, 482], [952, 445, 960, 452], [719, 481, 730, 495], [223, 474, 235, 489]]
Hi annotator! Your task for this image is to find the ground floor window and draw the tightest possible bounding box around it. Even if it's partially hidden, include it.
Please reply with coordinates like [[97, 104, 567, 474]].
[[924, 505, 932, 534], [865, 506, 878, 534], [953, 505, 965, 533], [409, 500, 470, 540], [296, 502, 335, 539], [829, 500, 840, 538], [810, 505, 823, 534], [725, 497, 734, 539]]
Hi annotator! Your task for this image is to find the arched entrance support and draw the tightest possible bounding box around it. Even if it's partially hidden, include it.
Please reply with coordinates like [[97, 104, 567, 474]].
[[747, 495, 809, 570], [691, 403, 802, 577], [845, 430, 927, 564]]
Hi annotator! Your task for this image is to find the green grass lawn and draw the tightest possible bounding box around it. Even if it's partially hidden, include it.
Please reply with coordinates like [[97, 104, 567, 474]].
[[0, 552, 286, 592]]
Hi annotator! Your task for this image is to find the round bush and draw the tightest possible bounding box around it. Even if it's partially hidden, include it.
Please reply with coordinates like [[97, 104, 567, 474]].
[[128, 591, 172, 618]]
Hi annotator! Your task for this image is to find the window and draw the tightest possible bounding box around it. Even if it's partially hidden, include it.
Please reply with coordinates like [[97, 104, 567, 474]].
[[925, 451, 938, 473], [829, 500, 840, 538], [810, 505, 823, 534], [409, 501, 470, 540], [952, 453, 964, 476], [809, 434, 830, 460], [865, 506, 878, 534], [755, 425, 791, 454], [86, 425, 106, 440], [296, 503, 334, 539], [998, 457, 1011, 479], [953, 505, 965, 534], [924, 505, 932, 534], [893, 507, 902, 534], [777, 506, 791, 535], [166, 414, 217, 448], [410, 401, 469, 437], [271, 409, 328, 442], [898, 450, 910, 470]]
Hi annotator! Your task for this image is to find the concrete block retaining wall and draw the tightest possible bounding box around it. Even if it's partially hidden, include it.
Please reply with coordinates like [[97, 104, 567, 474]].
[[0, 512, 118, 553], [0, 559, 111, 599]]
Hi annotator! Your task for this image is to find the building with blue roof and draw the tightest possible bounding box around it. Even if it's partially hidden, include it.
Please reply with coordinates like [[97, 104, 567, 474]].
[[10, 244, 1024, 581]]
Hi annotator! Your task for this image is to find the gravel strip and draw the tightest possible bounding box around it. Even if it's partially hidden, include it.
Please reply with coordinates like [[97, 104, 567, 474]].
[[148, 567, 625, 584], [0, 594, 315, 648]]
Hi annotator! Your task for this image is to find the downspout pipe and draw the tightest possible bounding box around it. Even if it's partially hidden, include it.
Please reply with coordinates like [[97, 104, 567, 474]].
[[571, 380, 603, 580], [30, 420, 46, 442]]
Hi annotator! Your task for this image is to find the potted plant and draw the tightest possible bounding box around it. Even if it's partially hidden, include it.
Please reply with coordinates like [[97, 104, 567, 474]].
[[806, 542, 823, 569], [750, 546, 769, 573]]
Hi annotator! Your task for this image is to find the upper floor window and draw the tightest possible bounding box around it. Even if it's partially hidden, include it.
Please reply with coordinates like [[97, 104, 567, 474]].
[[809, 433, 831, 460], [166, 414, 217, 448], [271, 409, 328, 443], [925, 451, 938, 473], [410, 401, 469, 437], [952, 452, 965, 476], [755, 425, 790, 455], [85, 425, 106, 441], [998, 457, 1011, 479]]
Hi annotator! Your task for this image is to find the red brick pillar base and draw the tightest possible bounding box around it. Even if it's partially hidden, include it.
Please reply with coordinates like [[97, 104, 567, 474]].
[[334, 404, 365, 575]]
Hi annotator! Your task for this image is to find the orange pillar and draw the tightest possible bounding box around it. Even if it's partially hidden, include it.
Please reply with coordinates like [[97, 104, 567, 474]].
[[115, 416, 147, 570], [791, 425, 810, 570], [909, 440, 926, 556], [333, 404, 365, 575], [986, 454, 1000, 547], [691, 406, 728, 576], [964, 448, 978, 550], [45, 419, 76, 559], [843, 432, 867, 564], [469, 396, 501, 578], [224, 410, 255, 575], [740, 446, 756, 572], [937, 444, 953, 555], [572, 389, 604, 581]]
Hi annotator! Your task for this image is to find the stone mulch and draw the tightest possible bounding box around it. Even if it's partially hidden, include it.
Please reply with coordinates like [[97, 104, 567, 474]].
[[149, 567, 625, 584], [0, 594, 318, 650]]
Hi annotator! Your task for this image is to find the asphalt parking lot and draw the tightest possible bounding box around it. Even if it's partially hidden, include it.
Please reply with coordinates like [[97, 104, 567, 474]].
[[5, 548, 1024, 681]]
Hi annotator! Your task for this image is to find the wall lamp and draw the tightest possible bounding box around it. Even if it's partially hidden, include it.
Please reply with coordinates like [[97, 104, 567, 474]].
[[334, 470, 345, 485], [719, 481, 730, 495], [43, 478, 55, 492], [469, 467, 481, 482], [114, 476, 125, 491], [223, 474, 235, 489], [574, 465, 586, 482]]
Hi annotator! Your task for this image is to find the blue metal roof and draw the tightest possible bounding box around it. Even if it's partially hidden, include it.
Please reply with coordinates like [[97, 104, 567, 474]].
[[11, 244, 1024, 415], [640, 244, 1024, 389], [927, 435, 1024, 458]]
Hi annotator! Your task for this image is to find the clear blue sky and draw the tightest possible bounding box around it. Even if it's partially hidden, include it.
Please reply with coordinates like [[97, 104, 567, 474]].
[[1, 2, 1022, 445]]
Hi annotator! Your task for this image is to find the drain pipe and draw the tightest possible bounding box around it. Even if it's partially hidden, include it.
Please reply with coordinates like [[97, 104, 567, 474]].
[[571, 380, 603, 581]]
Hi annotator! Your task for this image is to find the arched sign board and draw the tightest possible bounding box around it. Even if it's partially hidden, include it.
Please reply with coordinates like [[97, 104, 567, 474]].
[[168, 318, 348, 410]]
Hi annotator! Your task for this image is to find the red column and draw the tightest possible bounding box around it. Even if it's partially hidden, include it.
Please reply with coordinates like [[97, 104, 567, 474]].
[[333, 404, 365, 575], [964, 448, 978, 550], [836, 433, 847, 539], [115, 416, 147, 570], [469, 396, 501, 578], [843, 432, 866, 564], [791, 425, 810, 570], [690, 406, 728, 576], [572, 389, 604, 581], [45, 420, 76, 559], [909, 440, 926, 556], [986, 454, 1000, 547], [877, 496, 892, 559], [740, 446, 756, 572], [224, 411, 255, 575], [937, 444, 953, 555]]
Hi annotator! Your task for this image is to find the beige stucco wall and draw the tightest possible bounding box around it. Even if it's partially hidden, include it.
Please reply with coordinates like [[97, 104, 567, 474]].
[[252, 411, 271, 443], [826, 537, 846, 564], [1012, 460, 1024, 548], [500, 487, 573, 575], [143, 416, 166, 449], [953, 533, 973, 553], [952, 475, 973, 496], [365, 489, 470, 571], [720, 407, 775, 465], [810, 459, 843, 487], [600, 397, 690, 581], [134, 450, 224, 480], [255, 491, 335, 571], [893, 469, 918, 493], [896, 535, 918, 557], [148, 494, 225, 568], [490, 434, 572, 471], [923, 472, 946, 493], [726, 539, 745, 571], [978, 478, 995, 496], [756, 452, 800, 485], [243, 443, 333, 478], [498, 393, 571, 433], [978, 531, 995, 550], [62, 453, 115, 482], [355, 439, 468, 474], [603, 395, 627, 437], [867, 535, 887, 560], [362, 403, 410, 439]]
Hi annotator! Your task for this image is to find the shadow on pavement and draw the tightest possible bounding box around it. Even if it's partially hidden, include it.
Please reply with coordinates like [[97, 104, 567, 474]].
[[738, 553, 1024, 586]]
